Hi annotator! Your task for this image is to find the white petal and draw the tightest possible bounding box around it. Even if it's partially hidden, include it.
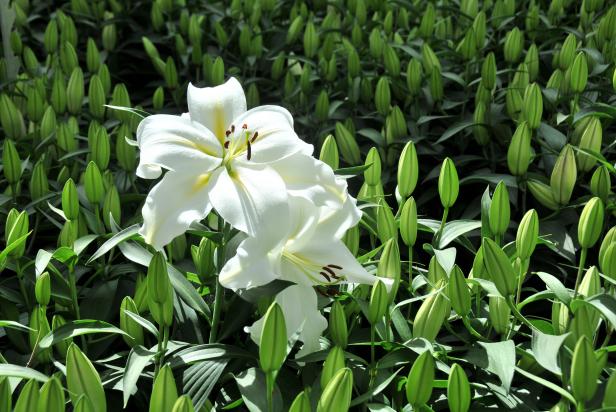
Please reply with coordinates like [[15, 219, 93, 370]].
[[247, 284, 327, 358], [187, 77, 246, 142], [209, 164, 290, 238], [136, 114, 222, 179], [269, 154, 348, 209], [139, 171, 214, 249], [316, 195, 362, 240], [228, 106, 312, 164], [219, 236, 280, 289]]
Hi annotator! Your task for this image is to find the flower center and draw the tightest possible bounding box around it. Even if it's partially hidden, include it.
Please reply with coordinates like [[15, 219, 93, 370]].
[[281, 251, 345, 286], [222, 123, 260, 164]]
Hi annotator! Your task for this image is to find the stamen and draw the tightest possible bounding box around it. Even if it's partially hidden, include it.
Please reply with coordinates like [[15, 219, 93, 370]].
[[225, 130, 231, 137], [319, 271, 331, 282], [250, 131, 258, 143], [328, 264, 343, 270], [231, 125, 235, 132], [322, 266, 337, 277], [224, 141, 230, 149], [246, 141, 252, 160], [242, 123, 248, 129]]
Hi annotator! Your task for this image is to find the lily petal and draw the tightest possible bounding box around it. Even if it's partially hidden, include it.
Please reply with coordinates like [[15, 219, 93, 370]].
[[136, 114, 222, 179], [139, 171, 214, 249], [209, 163, 290, 238], [219, 236, 280, 289], [247, 284, 327, 358], [187, 77, 247, 142]]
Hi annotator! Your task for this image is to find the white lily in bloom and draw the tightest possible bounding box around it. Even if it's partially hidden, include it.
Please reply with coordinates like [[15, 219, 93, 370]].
[[220, 197, 391, 355], [135, 77, 346, 249]]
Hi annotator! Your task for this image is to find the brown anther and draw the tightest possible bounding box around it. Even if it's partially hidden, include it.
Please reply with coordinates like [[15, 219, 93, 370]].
[[242, 123, 248, 129], [322, 266, 337, 277], [319, 271, 331, 282], [247, 140, 252, 160], [250, 131, 258, 143], [231, 125, 235, 132], [224, 141, 230, 149], [328, 264, 343, 270], [225, 130, 231, 137]]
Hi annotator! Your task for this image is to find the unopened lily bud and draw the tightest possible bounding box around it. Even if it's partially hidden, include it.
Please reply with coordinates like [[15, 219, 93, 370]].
[[525, 44, 539, 81], [39, 106, 57, 139], [364, 147, 381, 186], [367, 279, 388, 325], [39, 377, 64, 412], [329, 301, 347, 348], [482, 237, 516, 297], [321, 346, 345, 389], [448, 265, 471, 316], [90, 126, 110, 170], [303, 21, 318, 58], [457, 28, 477, 60], [406, 350, 435, 407], [150, 365, 178, 412], [61, 179, 80, 220], [406, 58, 423, 95], [550, 144, 577, 206], [67, 67, 84, 114], [522, 83, 542, 129], [59, 220, 77, 248], [164, 57, 178, 89], [473, 101, 489, 146], [377, 199, 396, 243], [147, 252, 173, 327], [84, 38, 101, 73], [60, 41, 78, 74], [56, 122, 76, 153], [35, 272, 51, 306], [578, 197, 604, 249], [213, 21, 228, 48], [259, 302, 287, 373], [551, 301, 569, 335], [577, 117, 602, 173], [418, 3, 435, 37], [5, 209, 29, 258], [116, 126, 137, 172], [505, 88, 523, 121], [398, 141, 418, 198], [472, 245, 486, 279], [51, 73, 67, 113], [571, 336, 599, 403], [286, 15, 303, 44], [171, 396, 195, 412], [14, 379, 39, 412], [30, 160, 49, 200], [211, 57, 225, 86], [400, 197, 418, 247], [102, 19, 117, 52], [473, 11, 486, 46], [600, 242, 616, 281], [314, 90, 330, 122], [379, 238, 400, 300], [318, 135, 339, 170], [369, 28, 383, 59], [427, 256, 447, 286], [489, 181, 510, 236], [489, 296, 510, 334], [25, 86, 44, 123], [44, 20, 59, 53], [88, 75, 106, 120], [559, 34, 577, 70], [527, 179, 559, 210], [343, 225, 359, 257], [570, 52, 588, 94], [429, 68, 444, 102], [102, 185, 121, 229], [414, 283, 449, 341], [375, 77, 391, 116], [507, 121, 531, 176], [334, 122, 360, 165], [150, 2, 164, 31], [84, 162, 104, 205], [289, 391, 311, 412], [516, 209, 539, 261], [192, 237, 215, 283], [317, 367, 353, 412], [590, 166, 611, 203], [579, 266, 601, 298], [504, 27, 523, 63], [120, 296, 144, 347], [481, 52, 497, 90], [3, 139, 21, 184], [0, 94, 25, 140], [438, 157, 459, 208], [29, 306, 51, 363], [383, 45, 400, 77], [421, 43, 440, 75]]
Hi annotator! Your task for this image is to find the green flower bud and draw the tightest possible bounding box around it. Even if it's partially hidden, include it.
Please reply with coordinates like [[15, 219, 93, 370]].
[[516, 209, 539, 261], [150, 2, 164, 31], [421, 43, 441, 75], [35, 272, 51, 306], [88, 75, 106, 120], [303, 21, 319, 58], [438, 157, 459, 208], [67, 67, 84, 114], [570, 52, 588, 94], [527, 179, 559, 210], [56, 122, 76, 153], [151, 86, 165, 110], [14, 379, 39, 412], [522, 83, 542, 129], [447, 364, 471, 412], [329, 301, 347, 348], [314, 89, 330, 122], [321, 346, 345, 389], [378, 238, 400, 300], [525, 43, 539, 81], [29, 306, 52, 363], [317, 368, 353, 412], [164, 57, 178, 89], [413, 282, 449, 341], [289, 391, 311, 412], [429, 68, 444, 102], [578, 197, 604, 249], [375, 77, 391, 116], [59, 220, 77, 248], [398, 141, 419, 198], [287, 15, 304, 44], [317, 134, 339, 170], [473, 10, 486, 45], [259, 302, 287, 373], [504, 27, 523, 63], [489, 181, 510, 236], [38, 377, 65, 412], [147, 252, 173, 327], [0, 94, 25, 140], [512, 63, 530, 92], [39, 106, 57, 139], [29, 160, 49, 200], [44, 20, 59, 53], [590, 166, 611, 203], [570, 336, 599, 403], [448, 265, 471, 316], [61, 179, 80, 221], [103, 185, 121, 229], [50, 73, 67, 113], [116, 125, 137, 171], [59, 42, 78, 75], [111, 83, 132, 123], [367, 279, 388, 325], [559, 34, 577, 70], [489, 295, 510, 334], [343, 224, 359, 257], [364, 147, 382, 186], [102, 19, 117, 51], [550, 144, 577, 206], [601, 241, 616, 281], [418, 3, 435, 37], [457, 27, 477, 61], [505, 88, 523, 121], [5, 209, 29, 258], [211, 57, 225, 86], [400, 197, 418, 247], [473, 101, 489, 146], [171, 396, 195, 412], [578, 266, 601, 298], [551, 301, 569, 335], [383, 45, 400, 77], [406, 58, 423, 95], [91, 126, 110, 170], [191, 237, 215, 284], [577, 117, 602, 173], [461, 0, 478, 17], [376, 199, 396, 243], [334, 122, 360, 165], [507, 121, 532, 176], [604, 371, 616, 408], [482, 237, 516, 297], [86, 38, 101, 73], [150, 365, 178, 412], [84, 162, 104, 205], [406, 350, 435, 407], [25, 86, 44, 123], [369, 28, 383, 59], [481, 52, 497, 90], [67, 343, 106, 412], [2, 139, 21, 184], [120, 296, 144, 347], [475, 82, 492, 106], [426, 256, 446, 287]]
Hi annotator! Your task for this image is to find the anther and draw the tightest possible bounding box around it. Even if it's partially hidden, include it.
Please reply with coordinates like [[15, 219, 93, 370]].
[[250, 131, 258, 143], [246, 141, 252, 160], [231, 125, 235, 132], [225, 130, 231, 137], [224, 141, 230, 149], [319, 271, 331, 282], [242, 123, 248, 129], [328, 264, 343, 270], [322, 266, 337, 277]]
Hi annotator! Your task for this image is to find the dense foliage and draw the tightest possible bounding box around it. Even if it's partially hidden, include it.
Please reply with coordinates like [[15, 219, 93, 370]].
[[1, 0, 616, 410]]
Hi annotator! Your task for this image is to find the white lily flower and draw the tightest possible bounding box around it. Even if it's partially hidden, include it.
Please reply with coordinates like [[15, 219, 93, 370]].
[[136, 77, 325, 248]]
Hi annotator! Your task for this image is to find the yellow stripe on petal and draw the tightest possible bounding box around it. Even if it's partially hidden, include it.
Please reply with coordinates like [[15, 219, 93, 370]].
[[213, 103, 227, 145], [192, 173, 212, 193]]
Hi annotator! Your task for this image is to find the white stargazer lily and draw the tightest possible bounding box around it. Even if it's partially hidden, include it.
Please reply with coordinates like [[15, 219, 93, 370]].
[[135, 77, 332, 249], [219, 197, 391, 355]]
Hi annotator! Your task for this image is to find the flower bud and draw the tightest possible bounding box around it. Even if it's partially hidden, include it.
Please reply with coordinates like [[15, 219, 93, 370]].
[[61, 179, 80, 221], [570, 52, 588, 94], [67, 67, 84, 114], [559, 34, 577, 70], [60, 41, 78, 74], [211, 57, 225, 86], [570, 336, 599, 403], [150, 2, 164, 31], [102, 185, 121, 229], [29, 160, 49, 200], [5, 209, 29, 258], [551, 301, 569, 335], [578, 197, 604, 249], [120, 296, 144, 347], [448, 265, 471, 316], [86, 38, 100, 73], [0, 94, 25, 140], [259, 302, 287, 373], [84, 162, 104, 205], [375, 77, 391, 116], [379, 238, 400, 298], [44, 20, 59, 53], [377, 199, 396, 242], [400, 197, 418, 248], [321, 346, 345, 389], [421, 43, 440, 75], [527, 179, 559, 210], [481, 52, 497, 90], [317, 368, 353, 412], [29, 306, 51, 363], [507, 121, 532, 176], [489, 181, 510, 236], [427, 256, 447, 287], [66, 343, 106, 412], [550, 144, 577, 206], [457, 28, 477, 61], [334, 122, 360, 165], [525, 43, 539, 81], [590, 166, 611, 203], [286, 15, 304, 44], [369, 28, 383, 59], [489, 295, 510, 334], [418, 3, 435, 38], [504, 27, 523, 63], [50, 73, 67, 113], [413, 283, 449, 341], [56, 122, 76, 153], [577, 117, 602, 173], [116, 125, 137, 171], [59, 220, 77, 248], [151, 86, 165, 110], [406, 350, 435, 407], [343, 225, 359, 257], [317, 134, 339, 170], [329, 301, 348, 348], [91, 126, 110, 170], [522, 83, 542, 129], [40, 106, 57, 139], [447, 364, 471, 412], [164, 57, 178, 89], [579, 266, 601, 298], [35, 272, 51, 306], [383, 45, 400, 77], [367, 279, 388, 325], [364, 147, 382, 186], [505, 88, 523, 121], [39, 377, 65, 412], [289, 391, 311, 412], [516, 209, 539, 261], [88, 75, 106, 120], [192, 237, 215, 284], [25, 86, 44, 122], [303, 21, 319, 58], [406, 58, 423, 96], [482, 237, 516, 297], [397, 141, 419, 198], [438, 157, 459, 208], [314, 89, 330, 122], [148, 252, 173, 327], [473, 101, 489, 146], [102, 19, 117, 51], [429, 68, 444, 102], [171, 396, 195, 412], [2, 139, 21, 184], [14, 379, 39, 412], [600, 243, 616, 280], [150, 365, 178, 412]]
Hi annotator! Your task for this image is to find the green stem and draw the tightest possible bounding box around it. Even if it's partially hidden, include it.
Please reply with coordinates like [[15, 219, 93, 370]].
[[435, 207, 449, 247], [515, 258, 528, 306], [15, 263, 31, 311], [154, 323, 164, 377], [506, 297, 535, 331], [209, 216, 226, 343], [265, 371, 276, 412], [462, 316, 487, 341], [370, 324, 376, 366], [573, 248, 588, 299]]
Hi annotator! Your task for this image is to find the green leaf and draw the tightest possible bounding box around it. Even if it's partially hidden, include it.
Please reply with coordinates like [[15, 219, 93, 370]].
[[168, 344, 253, 367], [536, 272, 571, 305], [439, 220, 482, 249], [335, 163, 373, 177], [0, 320, 33, 332], [123, 310, 159, 338], [531, 329, 569, 375], [514, 366, 575, 404], [0, 364, 49, 383], [86, 224, 141, 264], [475, 341, 516, 393], [38, 320, 130, 349], [350, 368, 402, 406], [123, 346, 157, 407], [436, 119, 474, 144], [580, 294, 616, 330], [182, 359, 228, 411], [233, 368, 283, 412]]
